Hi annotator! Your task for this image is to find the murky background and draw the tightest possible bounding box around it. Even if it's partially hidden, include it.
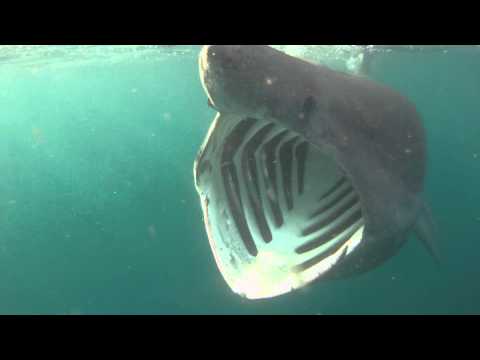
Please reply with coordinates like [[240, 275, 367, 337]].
[[0, 45, 478, 314]]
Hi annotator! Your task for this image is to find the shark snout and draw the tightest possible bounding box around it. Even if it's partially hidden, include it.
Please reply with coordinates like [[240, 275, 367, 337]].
[[201, 45, 247, 71]]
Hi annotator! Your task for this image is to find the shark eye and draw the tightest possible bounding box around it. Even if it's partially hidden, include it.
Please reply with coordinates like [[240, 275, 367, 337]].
[[302, 96, 316, 117], [297, 96, 317, 124], [224, 56, 233, 66], [222, 55, 239, 70]]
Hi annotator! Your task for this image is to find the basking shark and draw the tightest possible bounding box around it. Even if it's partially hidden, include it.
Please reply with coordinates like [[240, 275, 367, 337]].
[[194, 45, 437, 300]]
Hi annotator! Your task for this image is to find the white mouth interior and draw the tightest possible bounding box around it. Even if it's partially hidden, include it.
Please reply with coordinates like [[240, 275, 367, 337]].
[[194, 114, 365, 300]]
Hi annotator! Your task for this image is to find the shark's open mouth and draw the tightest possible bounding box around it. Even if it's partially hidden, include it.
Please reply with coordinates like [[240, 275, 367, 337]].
[[194, 114, 365, 299]]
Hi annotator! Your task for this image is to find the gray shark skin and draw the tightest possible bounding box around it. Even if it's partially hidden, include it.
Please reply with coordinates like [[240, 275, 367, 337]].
[[194, 45, 436, 300]]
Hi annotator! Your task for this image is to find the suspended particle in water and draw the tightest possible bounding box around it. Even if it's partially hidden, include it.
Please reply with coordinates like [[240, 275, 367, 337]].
[[29, 66, 41, 76], [265, 77, 276, 86], [67, 308, 83, 315], [32, 127, 45, 147], [148, 225, 157, 240]]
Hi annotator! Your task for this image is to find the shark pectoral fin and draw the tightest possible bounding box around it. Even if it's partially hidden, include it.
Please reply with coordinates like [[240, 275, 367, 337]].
[[413, 203, 441, 266]]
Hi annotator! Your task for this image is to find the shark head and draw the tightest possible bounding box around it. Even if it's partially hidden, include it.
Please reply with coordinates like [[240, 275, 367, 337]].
[[200, 45, 330, 135], [195, 45, 435, 300]]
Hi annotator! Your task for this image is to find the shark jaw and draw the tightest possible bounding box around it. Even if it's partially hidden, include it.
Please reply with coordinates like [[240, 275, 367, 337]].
[[194, 114, 365, 300]]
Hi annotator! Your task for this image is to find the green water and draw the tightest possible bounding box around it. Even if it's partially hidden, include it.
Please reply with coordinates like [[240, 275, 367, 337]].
[[0, 45, 478, 314]]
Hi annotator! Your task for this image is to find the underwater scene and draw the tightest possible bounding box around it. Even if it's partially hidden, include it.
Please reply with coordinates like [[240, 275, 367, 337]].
[[0, 45, 479, 315]]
